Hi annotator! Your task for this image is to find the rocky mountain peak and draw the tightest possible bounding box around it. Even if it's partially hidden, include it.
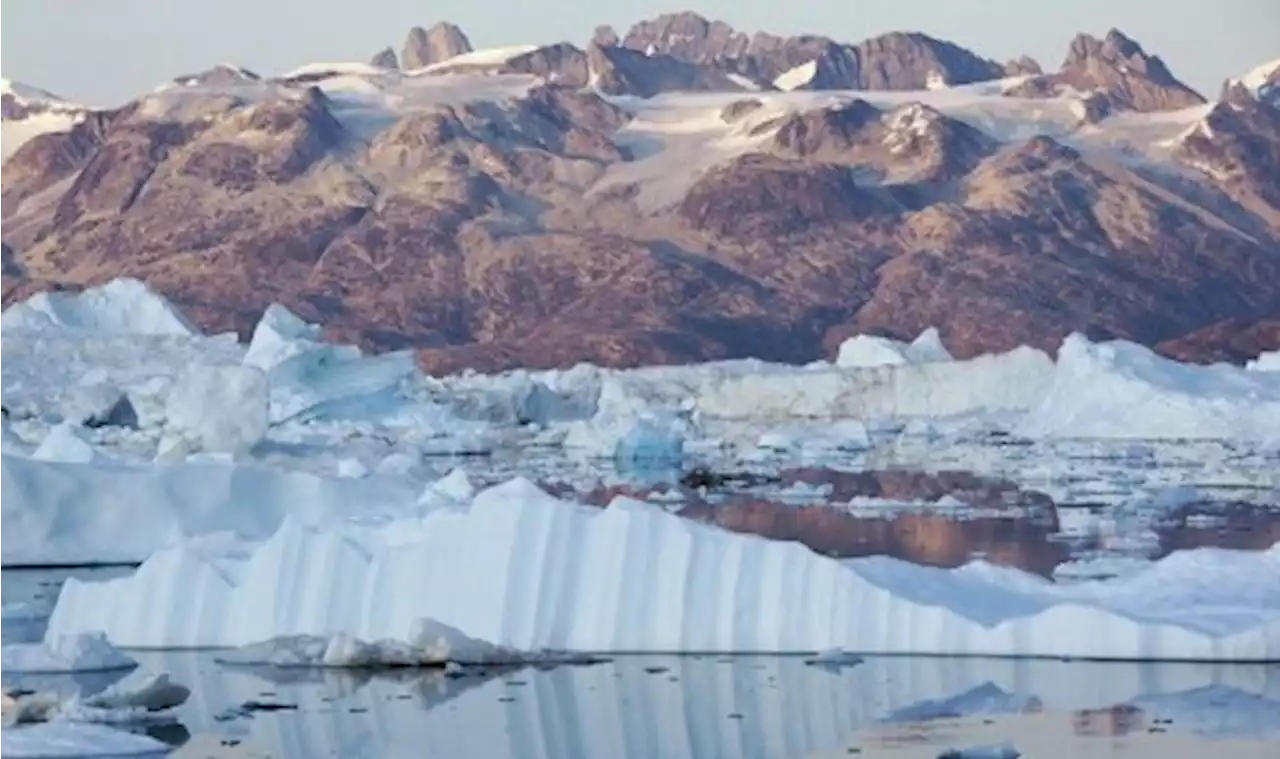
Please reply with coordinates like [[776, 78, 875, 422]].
[[170, 64, 261, 89], [1004, 28, 1204, 112], [591, 25, 619, 47], [850, 32, 1005, 90], [369, 46, 399, 70], [1003, 55, 1043, 77], [621, 11, 748, 62], [402, 22, 473, 70]]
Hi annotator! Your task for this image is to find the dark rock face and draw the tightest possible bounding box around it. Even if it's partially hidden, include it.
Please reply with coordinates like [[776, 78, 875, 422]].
[[1175, 94, 1280, 214], [616, 11, 1005, 91], [586, 43, 759, 97], [369, 46, 399, 69], [1005, 29, 1205, 112], [402, 22, 473, 69], [501, 44, 591, 88]]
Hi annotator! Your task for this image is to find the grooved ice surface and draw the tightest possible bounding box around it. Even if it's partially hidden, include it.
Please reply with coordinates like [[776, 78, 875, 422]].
[[46, 479, 1280, 660]]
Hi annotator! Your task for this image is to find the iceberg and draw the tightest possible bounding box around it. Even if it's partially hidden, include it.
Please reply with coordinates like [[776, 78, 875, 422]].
[[213, 618, 569, 669], [0, 278, 197, 336], [161, 364, 269, 456], [242, 303, 418, 424], [45, 479, 1280, 660], [1, 454, 418, 566], [1020, 334, 1280, 441], [1, 632, 137, 674], [835, 326, 954, 368]]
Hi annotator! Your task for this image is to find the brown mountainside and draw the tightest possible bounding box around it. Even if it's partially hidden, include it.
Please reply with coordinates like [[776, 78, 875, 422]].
[[3, 13, 1278, 372]]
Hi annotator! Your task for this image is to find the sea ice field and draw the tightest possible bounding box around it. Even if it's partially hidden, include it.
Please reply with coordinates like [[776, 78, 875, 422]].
[[1, 278, 1278, 757]]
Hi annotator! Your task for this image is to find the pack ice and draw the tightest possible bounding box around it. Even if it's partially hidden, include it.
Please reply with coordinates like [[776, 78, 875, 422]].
[[6, 279, 1280, 660], [45, 479, 1280, 660]]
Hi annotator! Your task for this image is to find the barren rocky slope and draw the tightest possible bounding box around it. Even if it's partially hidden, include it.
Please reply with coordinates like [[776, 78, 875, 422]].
[[3, 12, 1278, 372]]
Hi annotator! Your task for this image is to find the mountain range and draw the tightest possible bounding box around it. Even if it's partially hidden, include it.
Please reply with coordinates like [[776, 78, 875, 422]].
[[3, 11, 1279, 371]]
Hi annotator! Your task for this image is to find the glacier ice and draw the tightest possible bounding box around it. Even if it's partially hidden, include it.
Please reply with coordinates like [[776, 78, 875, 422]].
[[44, 479, 1280, 660]]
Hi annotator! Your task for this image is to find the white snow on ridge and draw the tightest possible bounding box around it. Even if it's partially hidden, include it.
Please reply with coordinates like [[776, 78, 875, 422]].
[[1231, 57, 1280, 94], [280, 61, 389, 80], [774, 60, 817, 91], [45, 478, 1280, 659], [419, 45, 540, 73]]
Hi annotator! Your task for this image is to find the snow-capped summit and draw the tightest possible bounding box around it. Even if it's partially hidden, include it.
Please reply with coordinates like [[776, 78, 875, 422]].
[[1, 76, 68, 106], [1, 76, 90, 162]]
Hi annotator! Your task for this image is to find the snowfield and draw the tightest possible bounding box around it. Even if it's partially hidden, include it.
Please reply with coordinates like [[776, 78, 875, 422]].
[[2, 279, 1278, 661]]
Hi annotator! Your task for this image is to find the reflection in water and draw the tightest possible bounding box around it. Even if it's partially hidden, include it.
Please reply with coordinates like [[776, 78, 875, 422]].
[[561, 466, 1280, 578], [113, 652, 1280, 759]]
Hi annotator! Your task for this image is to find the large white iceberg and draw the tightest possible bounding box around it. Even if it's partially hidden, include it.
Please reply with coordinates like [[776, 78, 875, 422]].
[[45, 479, 1280, 660], [1021, 334, 1280, 441], [0, 278, 197, 336]]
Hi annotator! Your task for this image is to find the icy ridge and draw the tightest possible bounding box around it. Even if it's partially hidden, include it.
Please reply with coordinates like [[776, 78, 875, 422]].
[[45, 480, 1280, 660]]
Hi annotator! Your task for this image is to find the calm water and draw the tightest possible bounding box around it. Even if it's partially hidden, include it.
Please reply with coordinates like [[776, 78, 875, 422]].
[[5, 568, 1280, 758]]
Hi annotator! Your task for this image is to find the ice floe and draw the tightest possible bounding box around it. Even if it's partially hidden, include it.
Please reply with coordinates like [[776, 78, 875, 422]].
[[44, 479, 1280, 660]]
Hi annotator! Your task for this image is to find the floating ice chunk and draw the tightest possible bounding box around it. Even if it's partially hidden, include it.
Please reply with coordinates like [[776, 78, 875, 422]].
[[1, 632, 137, 674], [31, 423, 101, 464], [0, 278, 198, 336], [242, 303, 417, 424], [613, 412, 685, 466], [835, 327, 953, 369], [0, 721, 170, 758], [162, 364, 268, 456], [216, 619, 525, 668], [77, 673, 190, 713]]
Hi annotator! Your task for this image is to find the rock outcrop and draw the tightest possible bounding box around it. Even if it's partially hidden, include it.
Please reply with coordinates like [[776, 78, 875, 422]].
[[402, 22, 473, 69], [1004, 29, 1205, 112]]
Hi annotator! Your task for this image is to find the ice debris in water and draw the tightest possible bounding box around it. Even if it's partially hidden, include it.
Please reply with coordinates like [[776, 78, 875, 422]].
[[0, 631, 137, 674]]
